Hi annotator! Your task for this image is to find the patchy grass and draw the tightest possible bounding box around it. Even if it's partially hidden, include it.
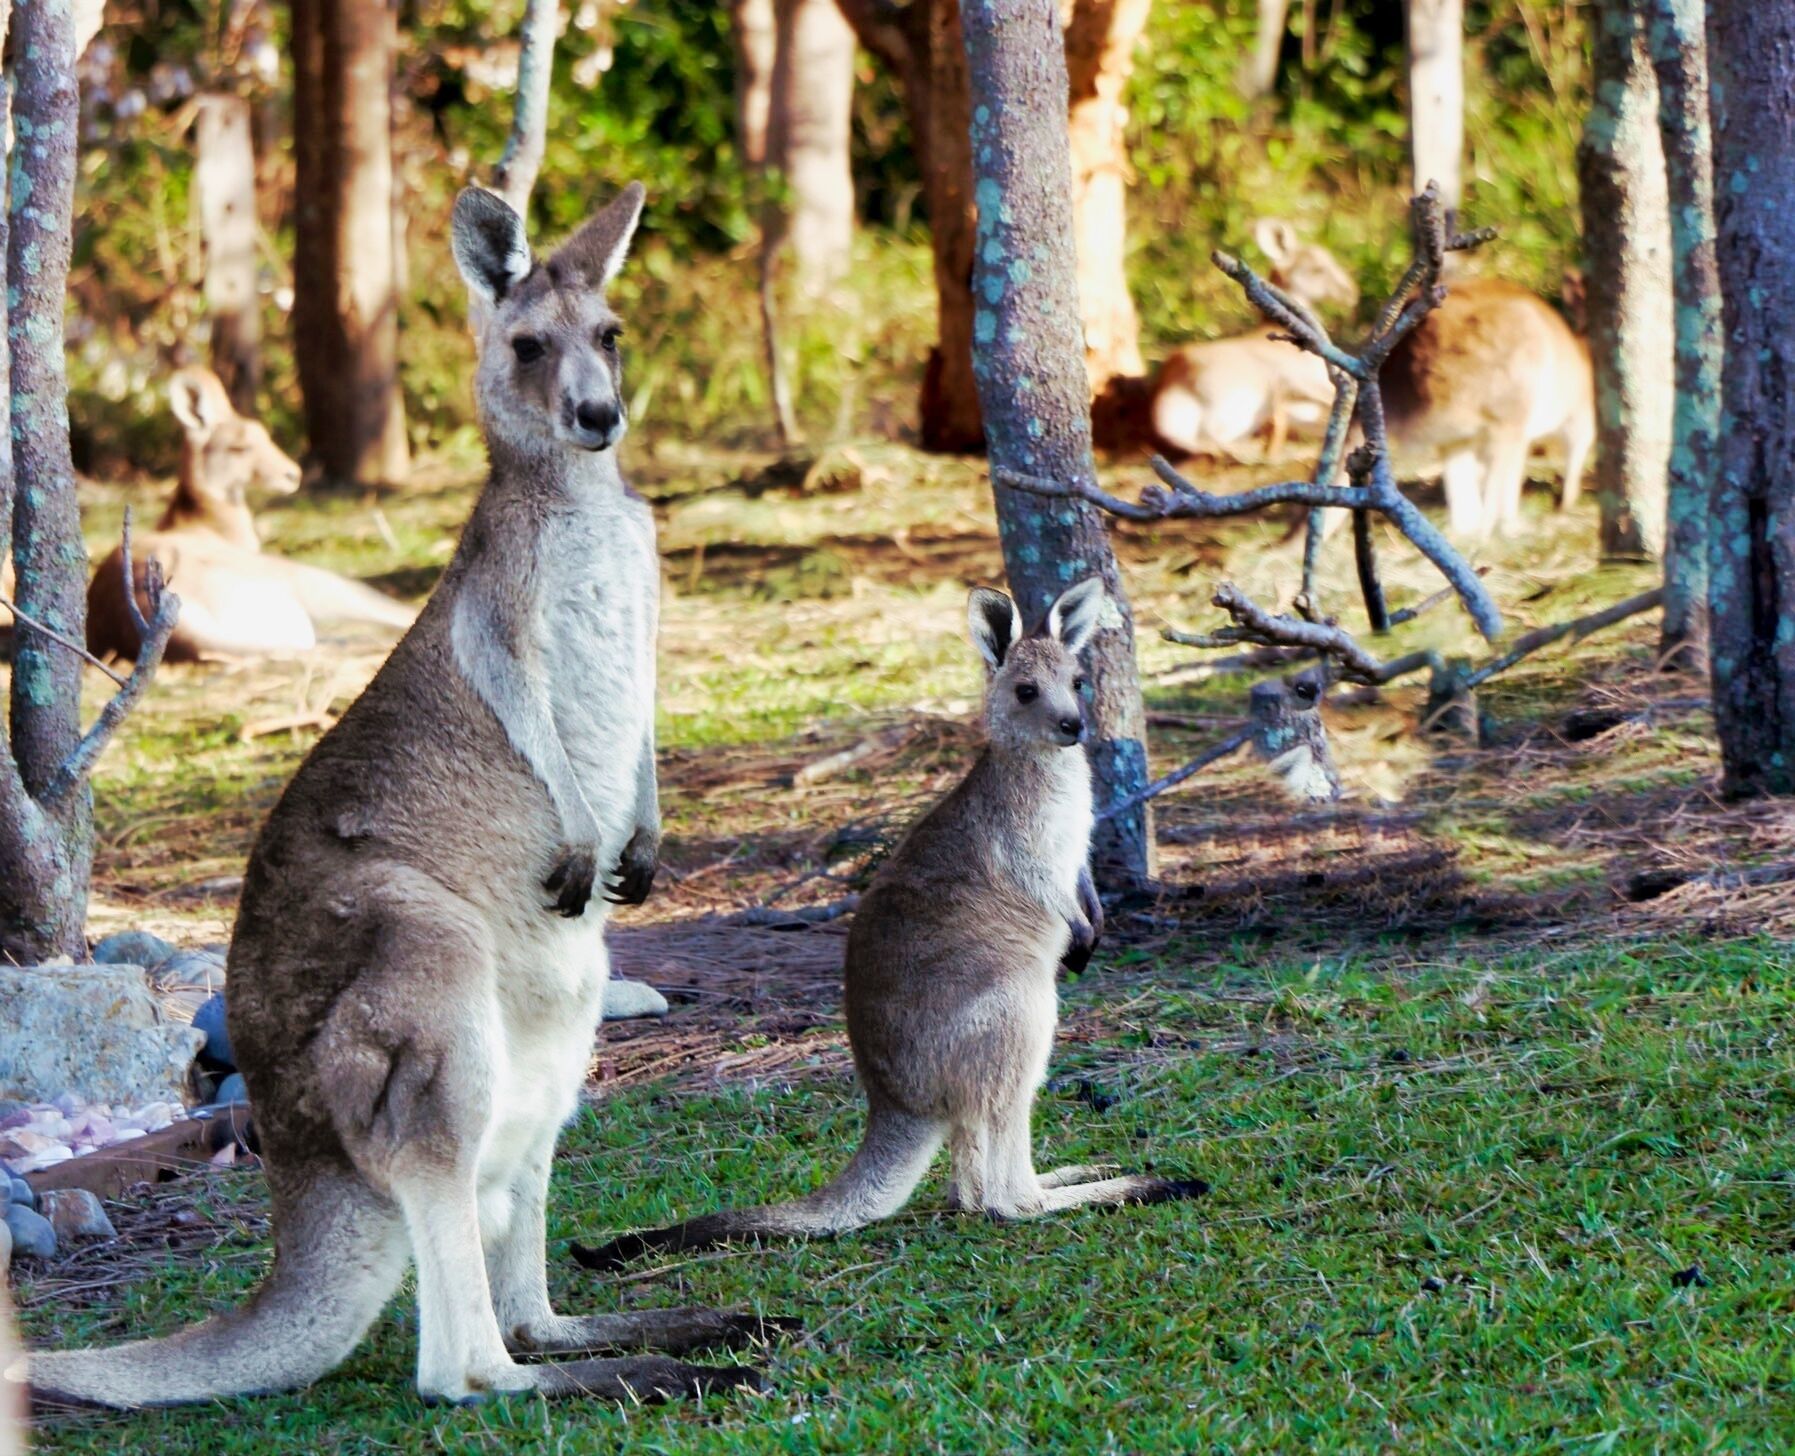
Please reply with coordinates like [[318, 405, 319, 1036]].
[[21, 938, 1795, 1452]]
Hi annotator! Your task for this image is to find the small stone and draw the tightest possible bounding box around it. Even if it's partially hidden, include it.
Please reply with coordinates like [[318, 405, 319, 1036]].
[[192, 992, 235, 1068], [9, 1176, 34, 1210], [40, 1188, 117, 1243], [92, 930, 178, 969], [602, 978, 670, 1020], [156, 948, 228, 991], [0, 1211, 11, 1274], [4, 1203, 58, 1261], [213, 1073, 249, 1106]]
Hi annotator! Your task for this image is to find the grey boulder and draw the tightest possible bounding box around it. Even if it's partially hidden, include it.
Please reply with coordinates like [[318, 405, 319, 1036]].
[[192, 993, 235, 1068], [4, 1203, 57, 1261], [91, 930, 177, 970], [40, 1188, 117, 1243], [0, 964, 205, 1108]]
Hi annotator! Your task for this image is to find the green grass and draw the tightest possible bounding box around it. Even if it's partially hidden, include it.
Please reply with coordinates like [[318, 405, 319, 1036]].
[[21, 939, 1795, 1452]]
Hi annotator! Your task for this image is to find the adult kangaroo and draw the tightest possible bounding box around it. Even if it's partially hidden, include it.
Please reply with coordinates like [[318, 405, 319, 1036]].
[[12, 185, 787, 1410], [87, 367, 415, 661], [577, 581, 1204, 1272]]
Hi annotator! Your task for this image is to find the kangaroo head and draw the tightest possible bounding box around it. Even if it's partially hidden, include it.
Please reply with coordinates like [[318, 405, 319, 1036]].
[[169, 366, 301, 509], [967, 578, 1108, 753], [1255, 218, 1359, 315], [451, 182, 645, 457]]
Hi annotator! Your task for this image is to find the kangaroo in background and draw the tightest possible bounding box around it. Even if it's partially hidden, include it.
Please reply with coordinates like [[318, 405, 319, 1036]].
[[576, 580, 1204, 1273], [13, 184, 786, 1411], [87, 367, 416, 662], [1381, 277, 1595, 541], [1150, 219, 1360, 460]]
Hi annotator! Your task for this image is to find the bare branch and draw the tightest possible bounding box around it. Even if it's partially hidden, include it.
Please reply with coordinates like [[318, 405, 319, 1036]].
[[492, 0, 559, 214], [1463, 588, 1664, 691], [0, 594, 128, 687], [1097, 725, 1253, 822]]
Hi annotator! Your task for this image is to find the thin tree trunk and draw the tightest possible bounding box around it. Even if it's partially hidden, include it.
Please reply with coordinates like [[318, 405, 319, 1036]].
[[1241, 0, 1290, 98], [1577, 0, 1673, 558], [3, 0, 93, 961], [195, 94, 262, 415], [732, 0, 778, 168], [492, 0, 558, 214], [1644, 0, 1720, 669], [1405, 0, 1463, 210], [770, 0, 857, 293], [1706, 0, 1795, 796], [291, 0, 409, 489], [960, 0, 1153, 881], [1065, 0, 1149, 397]]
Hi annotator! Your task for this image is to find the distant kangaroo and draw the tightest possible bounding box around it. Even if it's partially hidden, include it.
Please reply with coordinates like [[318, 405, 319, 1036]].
[[577, 580, 1203, 1272], [12, 185, 784, 1411], [87, 367, 415, 661]]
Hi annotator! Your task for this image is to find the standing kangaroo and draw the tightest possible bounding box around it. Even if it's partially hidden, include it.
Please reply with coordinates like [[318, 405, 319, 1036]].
[[12, 185, 786, 1411], [87, 366, 416, 662], [576, 580, 1203, 1272]]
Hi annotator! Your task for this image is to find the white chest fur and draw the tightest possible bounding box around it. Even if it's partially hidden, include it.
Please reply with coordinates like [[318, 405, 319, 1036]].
[[995, 749, 1093, 917]]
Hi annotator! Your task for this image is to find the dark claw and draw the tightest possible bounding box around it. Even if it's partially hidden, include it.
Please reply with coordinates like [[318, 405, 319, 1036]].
[[544, 846, 599, 917], [1060, 919, 1097, 977], [608, 827, 658, 907]]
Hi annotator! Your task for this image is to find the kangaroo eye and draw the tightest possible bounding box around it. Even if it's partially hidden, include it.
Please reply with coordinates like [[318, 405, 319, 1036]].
[[1015, 683, 1039, 704], [1072, 676, 1087, 693], [511, 336, 546, 364], [599, 326, 623, 353]]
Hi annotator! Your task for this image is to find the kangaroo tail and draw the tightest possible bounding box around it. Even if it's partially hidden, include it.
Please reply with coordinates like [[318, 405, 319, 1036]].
[[277, 559, 417, 631], [574, 1109, 943, 1272], [11, 1174, 406, 1411]]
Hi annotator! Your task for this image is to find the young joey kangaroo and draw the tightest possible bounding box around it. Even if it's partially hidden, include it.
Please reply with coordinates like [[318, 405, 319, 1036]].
[[12, 185, 786, 1411], [577, 580, 1203, 1272]]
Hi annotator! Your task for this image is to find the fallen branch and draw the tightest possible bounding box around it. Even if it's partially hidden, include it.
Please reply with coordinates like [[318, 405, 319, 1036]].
[[1098, 725, 1253, 822], [0, 593, 127, 686]]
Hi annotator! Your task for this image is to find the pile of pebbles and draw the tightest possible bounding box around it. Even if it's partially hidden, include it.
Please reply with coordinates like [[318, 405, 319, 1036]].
[[0, 1096, 184, 1175], [1, 1172, 118, 1273]]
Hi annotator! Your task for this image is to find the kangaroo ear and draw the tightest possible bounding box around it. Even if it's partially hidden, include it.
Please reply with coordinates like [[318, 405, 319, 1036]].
[[968, 587, 1022, 673], [168, 369, 219, 433], [452, 187, 533, 306], [551, 181, 647, 292], [1046, 578, 1108, 655], [1254, 217, 1298, 268]]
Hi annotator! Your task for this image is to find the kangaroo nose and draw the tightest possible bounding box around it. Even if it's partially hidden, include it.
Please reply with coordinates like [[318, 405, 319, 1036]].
[[575, 400, 621, 440], [1058, 715, 1083, 739]]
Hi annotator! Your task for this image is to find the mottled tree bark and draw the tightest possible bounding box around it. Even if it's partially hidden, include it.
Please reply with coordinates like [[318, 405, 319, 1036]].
[[291, 0, 410, 488], [1065, 0, 1149, 396], [732, 0, 779, 168], [770, 0, 857, 292], [1405, 0, 1463, 210], [1706, 0, 1795, 796], [1578, 0, 1674, 558], [492, 0, 559, 215], [1644, 0, 1720, 669], [195, 95, 262, 415], [960, 0, 1153, 881]]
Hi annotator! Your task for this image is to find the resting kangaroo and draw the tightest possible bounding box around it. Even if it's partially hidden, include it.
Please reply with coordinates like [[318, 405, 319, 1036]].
[[11, 185, 786, 1410], [87, 367, 415, 662], [577, 580, 1203, 1272]]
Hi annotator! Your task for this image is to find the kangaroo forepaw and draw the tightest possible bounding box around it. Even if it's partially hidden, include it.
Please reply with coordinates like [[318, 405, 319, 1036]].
[[604, 826, 658, 906], [545, 845, 598, 917], [1059, 918, 1098, 976]]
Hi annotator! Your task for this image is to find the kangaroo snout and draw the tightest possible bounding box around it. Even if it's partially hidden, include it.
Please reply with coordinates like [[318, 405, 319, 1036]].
[[569, 397, 624, 451], [1056, 712, 1084, 745]]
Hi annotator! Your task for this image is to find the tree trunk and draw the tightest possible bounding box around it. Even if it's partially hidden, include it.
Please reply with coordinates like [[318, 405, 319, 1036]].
[[1064, 0, 1149, 397], [1577, 0, 1673, 559], [2, 0, 92, 963], [291, 0, 409, 489], [195, 95, 262, 415], [769, 0, 857, 293], [1644, 0, 1720, 670], [492, 0, 558, 214], [1241, 0, 1290, 99], [732, 0, 778, 168], [1405, 0, 1463, 210], [1706, 0, 1795, 796], [959, 0, 1153, 882]]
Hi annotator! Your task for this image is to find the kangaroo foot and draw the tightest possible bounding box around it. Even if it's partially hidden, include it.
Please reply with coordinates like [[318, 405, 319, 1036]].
[[527, 1355, 768, 1402], [508, 1308, 802, 1357]]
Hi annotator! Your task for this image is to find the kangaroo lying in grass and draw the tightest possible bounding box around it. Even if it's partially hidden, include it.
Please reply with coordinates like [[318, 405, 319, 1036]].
[[11, 184, 787, 1412], [577, 579, 1204, 1272]]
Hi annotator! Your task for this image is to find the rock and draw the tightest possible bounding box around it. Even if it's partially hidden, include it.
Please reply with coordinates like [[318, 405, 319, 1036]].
[[91, 930, 177, 970], [0, 1099, 26, 1122], [4, 1203, 57, 1261], [0, 1211, 11, 1275], [156, 948, 227, 991], [602, 977, 670, 1020], [0, 964, 205, 1108], [9, 1176, 34, 1211], [40, 1188, 117, 1243], [213, 1073, 248, 1106], [192, 993, 234, 1068]]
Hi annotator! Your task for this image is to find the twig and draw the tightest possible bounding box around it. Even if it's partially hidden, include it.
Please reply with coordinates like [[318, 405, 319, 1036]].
[[1098, 725, 1253, 822], [0, 593, 127, 686], [1460, 588, 1664, 691]]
